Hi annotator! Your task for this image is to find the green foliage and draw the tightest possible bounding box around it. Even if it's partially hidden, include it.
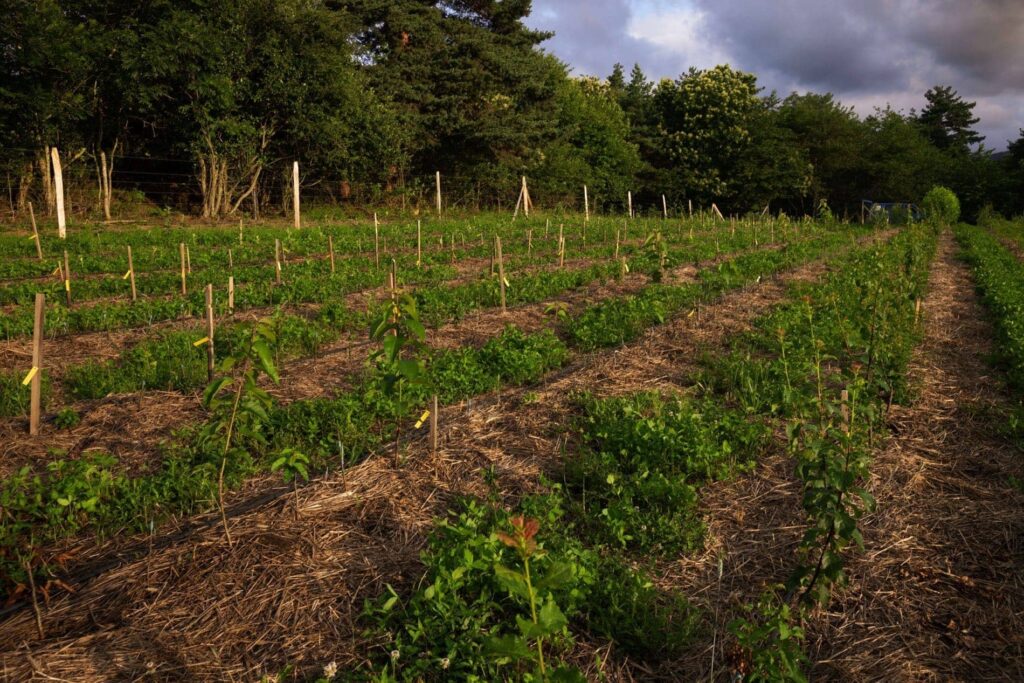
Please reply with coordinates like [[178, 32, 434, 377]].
[[728, 588, 808, 682], [54, 407, 80, 429], [922, 185, 961, 225], [567, 391, 767, 554], [0, 369, 50, 419]]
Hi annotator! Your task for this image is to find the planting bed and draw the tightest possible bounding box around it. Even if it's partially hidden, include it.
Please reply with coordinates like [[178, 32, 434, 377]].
[[1, 213, 1022, 682]]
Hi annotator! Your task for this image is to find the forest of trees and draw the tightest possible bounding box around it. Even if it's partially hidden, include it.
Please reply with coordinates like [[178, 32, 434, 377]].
[[2, 0, 1022, 220]]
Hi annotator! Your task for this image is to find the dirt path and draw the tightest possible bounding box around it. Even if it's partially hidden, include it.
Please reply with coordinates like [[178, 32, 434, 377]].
[[0, 236, 856, 682], [804, 233, 1024, 680]]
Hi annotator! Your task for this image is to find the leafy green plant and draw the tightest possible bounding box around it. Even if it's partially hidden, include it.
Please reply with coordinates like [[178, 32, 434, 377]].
[[728, 587, 807, 682], [54, 407, 80, 429], [922, 185, 960, 225], [199, 318, 280, 545]]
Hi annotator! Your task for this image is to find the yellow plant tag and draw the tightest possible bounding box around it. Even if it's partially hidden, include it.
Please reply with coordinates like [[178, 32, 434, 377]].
[[503, 277, 510, 288], [193, 336, 210, 347], [28, 234, 37, 241], [414, 410, 430, 429], [123, 270, 132, 279], [22, 366, 38, 385], [688, 309, 696, 318], [64, 279, 70, 292], [51, 266, 60, 275]]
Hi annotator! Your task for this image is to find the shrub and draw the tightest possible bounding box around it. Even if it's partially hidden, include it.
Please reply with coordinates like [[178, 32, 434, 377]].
[[921, 186, 960, 225]]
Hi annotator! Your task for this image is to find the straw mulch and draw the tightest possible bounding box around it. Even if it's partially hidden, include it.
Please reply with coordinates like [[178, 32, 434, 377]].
[[0, 239, 841, 682]]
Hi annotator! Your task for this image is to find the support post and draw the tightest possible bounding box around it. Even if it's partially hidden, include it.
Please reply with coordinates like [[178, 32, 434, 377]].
[[496, 235, 506, 313], [29, 293, 44, 435], [29, 202, 42, 260], [417, 220, 422, 267], [51, 148, 66, 239], [374, 212, 380, 269], [275, 239, 282, 284], [435, 171, 442, 216], [292, 161, 301, 229], [662, 194, 668, 219], [328, 235, 335, 274], [228, 276, 235, 314], [583, 185, 589, 222], [627, 190, 633, 218], [205, 284, 215, 382], [430, 394, 439, 454], [127, 246, 137, 301], [63, 250, 71, 306], [180, 243, 187, 295]]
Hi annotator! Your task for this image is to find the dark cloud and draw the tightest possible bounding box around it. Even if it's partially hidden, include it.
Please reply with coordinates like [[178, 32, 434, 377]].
[[526, 0, 1024, 149]]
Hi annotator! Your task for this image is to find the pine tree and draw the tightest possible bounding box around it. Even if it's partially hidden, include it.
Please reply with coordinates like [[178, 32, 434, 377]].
[[917, 85, 984, 153]]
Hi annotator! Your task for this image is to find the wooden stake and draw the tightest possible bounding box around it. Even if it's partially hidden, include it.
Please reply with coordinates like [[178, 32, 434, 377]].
[[416, 220, 422, 267], [239, 218, 244, 245], [205, 284, 215, 382], [662, 194, 668, 219], [840, 389, 850, 434], [559, 236, 565, 268], [450, 235, 456, 264], [496, 236, 506, 313], [627, 190, 633, 218], [688, 199, 693, 217], [29, 202, 42, 260], [185, 245, 191, 274], [292, 161, 301, 229], [228, 276, 235, 314], [29, 293, 44, 435], [228, 248, 233, 270], [328, 235, 335, 274], [522, 176, 530, 217], [914, 298, 921, 325], [127, 246, 137, 301], [372, 211, 380, 268], [527, 229, 533, 257], [63, 250, 71, 306], [430, 394, 439, 454], [583, 185, 589, 221], [435, 171, 442, 216], [274, 239, 282, 284], [390, 258, 397, 293], [180, 243, 187, 295], [614, 230, 620, 259], [51, 148, 66, 239]]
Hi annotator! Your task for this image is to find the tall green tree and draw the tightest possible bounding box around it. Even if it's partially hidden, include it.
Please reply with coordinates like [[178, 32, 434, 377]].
[[917, 85, 984, 153]]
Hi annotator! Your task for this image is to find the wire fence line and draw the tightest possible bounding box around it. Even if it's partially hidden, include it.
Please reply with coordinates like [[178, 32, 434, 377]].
[[0, 149, 697, 224]]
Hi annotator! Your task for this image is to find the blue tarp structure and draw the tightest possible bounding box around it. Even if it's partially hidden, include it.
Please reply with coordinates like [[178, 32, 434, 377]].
[[860, 200, 923, 222]]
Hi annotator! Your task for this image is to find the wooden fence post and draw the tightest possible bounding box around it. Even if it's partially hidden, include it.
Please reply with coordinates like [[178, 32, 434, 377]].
[[292, 161, 301, 229], [63, 250, 71, 306], [205, 284, 215, 382], [180, 243, 187, 295], [51, 148, 66, 239], [496, 235, 506, 313], [28, 293, 44, 435], [328, 235, 336, 274], [29, 202, 42, 260], [126, 245, 137, 301], [435, 171, 442, 216]]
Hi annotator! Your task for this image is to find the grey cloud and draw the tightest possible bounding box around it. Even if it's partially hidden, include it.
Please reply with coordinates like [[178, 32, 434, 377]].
[[528, 0, 1024, 148]]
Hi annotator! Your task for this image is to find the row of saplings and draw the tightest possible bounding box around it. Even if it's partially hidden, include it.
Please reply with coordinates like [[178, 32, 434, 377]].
[[324, 223, 937, 681]]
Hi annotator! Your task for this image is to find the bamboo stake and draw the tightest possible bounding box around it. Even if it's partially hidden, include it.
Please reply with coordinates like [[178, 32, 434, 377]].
[[328, 235, 335, 274], [51, 148, 66, 239], [374, 213, 380, 269], [274, 239, 282, 284], [416, 220, 422, 267], [292, 161, 301, 229], [29, 202, 42, 260], [228, 276, 235, 314], [430, 395, 439, 454], [205, 284, 215, 382], [496, 235, 506, 313], [559, 236, 565, 268], [28, 293, 44, 435], [126, 246, 137, 301], [583, 185, 589, 222], [63, 250, 71, 306], [185, 245, 191, 274], [180, 243, 187, 295]]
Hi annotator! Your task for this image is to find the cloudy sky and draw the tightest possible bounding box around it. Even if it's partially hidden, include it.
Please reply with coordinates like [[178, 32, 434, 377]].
[[526, 0, 1024, 150]]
